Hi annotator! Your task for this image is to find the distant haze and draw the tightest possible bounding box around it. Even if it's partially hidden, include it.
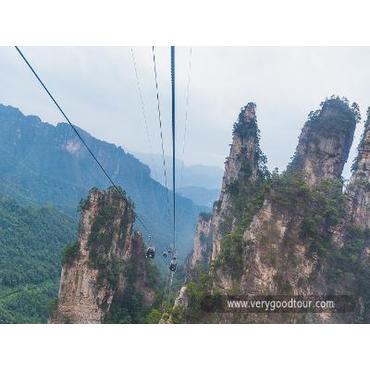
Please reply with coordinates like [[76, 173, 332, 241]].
[[134, 152, 223, 207], [1, 47, 370, 179], [134, 152, 223, 190]]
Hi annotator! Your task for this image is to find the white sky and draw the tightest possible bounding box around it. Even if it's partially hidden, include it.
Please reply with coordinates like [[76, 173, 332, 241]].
[[1, 46, 370, 179]]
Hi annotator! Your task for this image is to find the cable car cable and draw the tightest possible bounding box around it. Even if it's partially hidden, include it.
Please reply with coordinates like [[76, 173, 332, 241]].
[[130, 47, 154, 159], [161, 46, 178, 312], [171, 46, 176, 255], [179, 47, 192, 189], [151, 46, 171, 224]]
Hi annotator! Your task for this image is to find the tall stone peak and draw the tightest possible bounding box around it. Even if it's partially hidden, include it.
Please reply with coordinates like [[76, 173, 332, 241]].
[[50, 187, 155, 323], [289, 97, 358, 186], [209, 102, 268, 260], [223, 102, 263, 186]]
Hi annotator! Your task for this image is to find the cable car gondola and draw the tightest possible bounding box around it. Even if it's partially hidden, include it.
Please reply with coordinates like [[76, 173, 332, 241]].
[[169, 257, 177, 272], [145, 246, 156, 259]]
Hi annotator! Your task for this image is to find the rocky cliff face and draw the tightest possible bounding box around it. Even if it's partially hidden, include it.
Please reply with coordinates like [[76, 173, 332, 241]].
[[208, 103, 268, 261], [187, 213, 213, 278], [186, 102, 268, 281], [347, 111, 370, 229], [50, 187, 155, 324], [182, 97, 370, 324]]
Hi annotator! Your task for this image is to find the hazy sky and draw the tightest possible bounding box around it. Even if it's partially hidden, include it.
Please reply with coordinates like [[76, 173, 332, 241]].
[[1, 46, 370, 179]]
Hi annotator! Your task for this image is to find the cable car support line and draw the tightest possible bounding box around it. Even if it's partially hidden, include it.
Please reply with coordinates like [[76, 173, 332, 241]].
[[171, 46, 176, 254], [130, 47, 154, 158], [151, 46, 172, 226], [179, 47, 192, 189]]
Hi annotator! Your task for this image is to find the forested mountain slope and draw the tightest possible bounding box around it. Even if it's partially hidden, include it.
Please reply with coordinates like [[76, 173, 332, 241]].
[[0, 196, 76, 323]]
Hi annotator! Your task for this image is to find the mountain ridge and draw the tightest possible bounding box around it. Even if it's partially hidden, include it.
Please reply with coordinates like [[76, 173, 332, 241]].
[[0, 103, 204, 260]]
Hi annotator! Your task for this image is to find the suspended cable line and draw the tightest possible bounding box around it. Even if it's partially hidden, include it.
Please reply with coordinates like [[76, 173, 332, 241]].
[[14, 46, 151, 236], [130, 47, 154, 157], [151, 46, 171, 224], [159, 46, 179, 311], [161, 46, 178, 311], [171, 46, 176, 254], [179, 47, 193, 189]]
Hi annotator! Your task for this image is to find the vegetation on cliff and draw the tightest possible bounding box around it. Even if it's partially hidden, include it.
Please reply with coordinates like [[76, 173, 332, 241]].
[[289, 96, 359, 174], [61, 242, 80, 266], [51, 187, 163, 324], [0, 196, 76, 323], [104, 260, 163, 324], [215, 104, 271, 277]]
